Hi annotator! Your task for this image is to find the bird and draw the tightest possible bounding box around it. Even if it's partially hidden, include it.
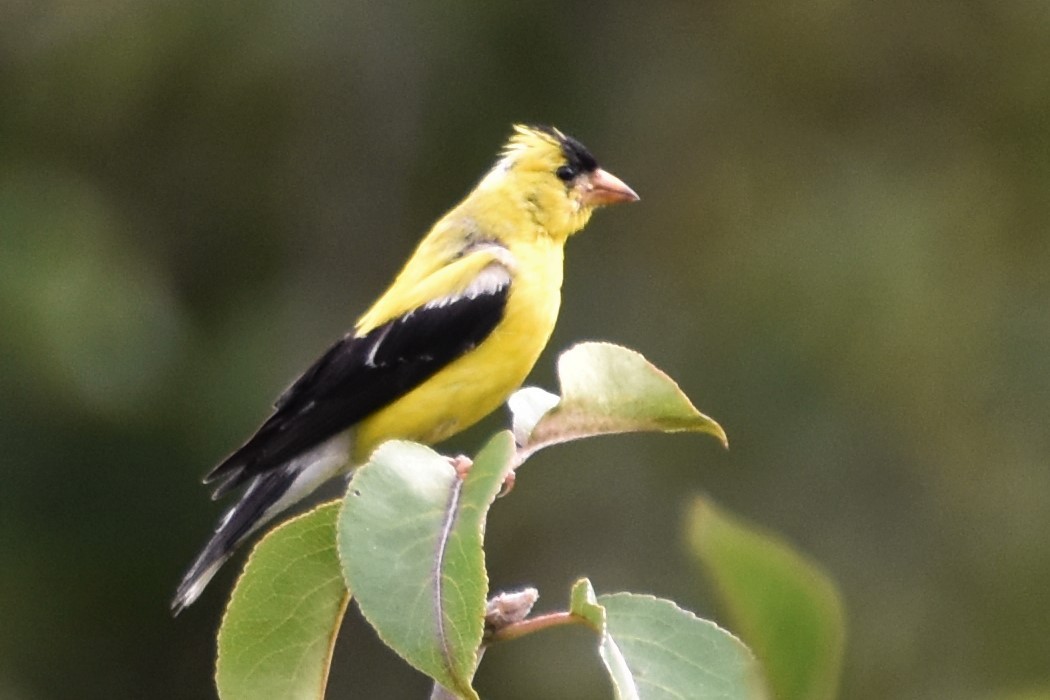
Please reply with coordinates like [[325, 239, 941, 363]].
[[172, 124, 638, 614]]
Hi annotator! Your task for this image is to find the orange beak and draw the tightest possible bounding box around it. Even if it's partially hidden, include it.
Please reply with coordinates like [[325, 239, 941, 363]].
[[579, 168, 640, 207]]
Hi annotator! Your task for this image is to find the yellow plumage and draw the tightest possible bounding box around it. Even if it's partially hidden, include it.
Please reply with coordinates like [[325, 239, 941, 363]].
[[354, 234, 564, 458], [172, 124, 637, 612], [353, 126, 591, 456]]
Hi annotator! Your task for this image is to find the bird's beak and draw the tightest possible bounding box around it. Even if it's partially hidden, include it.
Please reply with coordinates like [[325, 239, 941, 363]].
[[579, 168, 640, 207]]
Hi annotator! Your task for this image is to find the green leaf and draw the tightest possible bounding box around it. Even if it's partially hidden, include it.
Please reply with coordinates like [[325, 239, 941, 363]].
[[337, 432, 516, 699], [688, 499, 846, 700], [216, 501, 349, 700], [571, 578, 766, 700], [568, 579, 639, 700], [510, 342, 728, 460], [567, 578, 605, 632]]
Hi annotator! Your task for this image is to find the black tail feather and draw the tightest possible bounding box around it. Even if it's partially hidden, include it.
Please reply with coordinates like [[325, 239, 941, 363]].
[[171, 470, 294, 615]]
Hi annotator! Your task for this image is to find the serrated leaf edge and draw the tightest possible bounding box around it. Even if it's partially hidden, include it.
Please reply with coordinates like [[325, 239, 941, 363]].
[[216, 500, 347, 700]]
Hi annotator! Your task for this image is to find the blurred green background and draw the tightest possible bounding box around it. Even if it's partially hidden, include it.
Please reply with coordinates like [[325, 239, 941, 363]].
[[2, 2, 1048, 698]]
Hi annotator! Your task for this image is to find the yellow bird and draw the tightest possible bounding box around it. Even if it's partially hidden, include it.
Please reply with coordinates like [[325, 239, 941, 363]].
[[172, 124, 638, 613]]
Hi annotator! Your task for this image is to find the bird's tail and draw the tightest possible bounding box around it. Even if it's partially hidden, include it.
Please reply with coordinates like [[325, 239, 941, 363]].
[[171, 433, 352, 614], [171, 470, 295, 615]]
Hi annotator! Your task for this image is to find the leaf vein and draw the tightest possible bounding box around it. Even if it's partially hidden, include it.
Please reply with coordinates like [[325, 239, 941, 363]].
[[432, 473, 465, 679]]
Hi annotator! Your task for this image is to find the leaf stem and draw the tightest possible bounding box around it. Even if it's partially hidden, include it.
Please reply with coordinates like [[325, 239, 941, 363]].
[[488, 611, 589, 643]]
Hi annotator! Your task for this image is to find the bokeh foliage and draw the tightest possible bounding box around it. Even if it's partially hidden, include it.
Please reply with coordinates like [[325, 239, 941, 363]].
[[2, 2, 1048, 699]]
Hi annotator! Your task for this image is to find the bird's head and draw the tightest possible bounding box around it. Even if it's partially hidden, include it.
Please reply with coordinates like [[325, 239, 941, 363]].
[[478, 124, 639, 241]]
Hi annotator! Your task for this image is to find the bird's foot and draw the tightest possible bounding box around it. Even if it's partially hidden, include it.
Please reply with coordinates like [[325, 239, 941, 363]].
[[497, 470, 516, 498], [447, 454, 516, 496], [448, 455, 473, 480]]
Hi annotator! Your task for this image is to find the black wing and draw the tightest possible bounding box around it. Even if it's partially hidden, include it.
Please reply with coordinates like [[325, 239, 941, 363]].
[[206, 278, 510, 497]]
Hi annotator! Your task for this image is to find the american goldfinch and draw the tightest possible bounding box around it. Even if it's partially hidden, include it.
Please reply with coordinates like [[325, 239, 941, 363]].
[[172, 124, 638, 613]]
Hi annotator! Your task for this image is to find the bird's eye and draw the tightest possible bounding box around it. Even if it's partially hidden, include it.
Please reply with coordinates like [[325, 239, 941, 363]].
[[555, 165, 576, 182]]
